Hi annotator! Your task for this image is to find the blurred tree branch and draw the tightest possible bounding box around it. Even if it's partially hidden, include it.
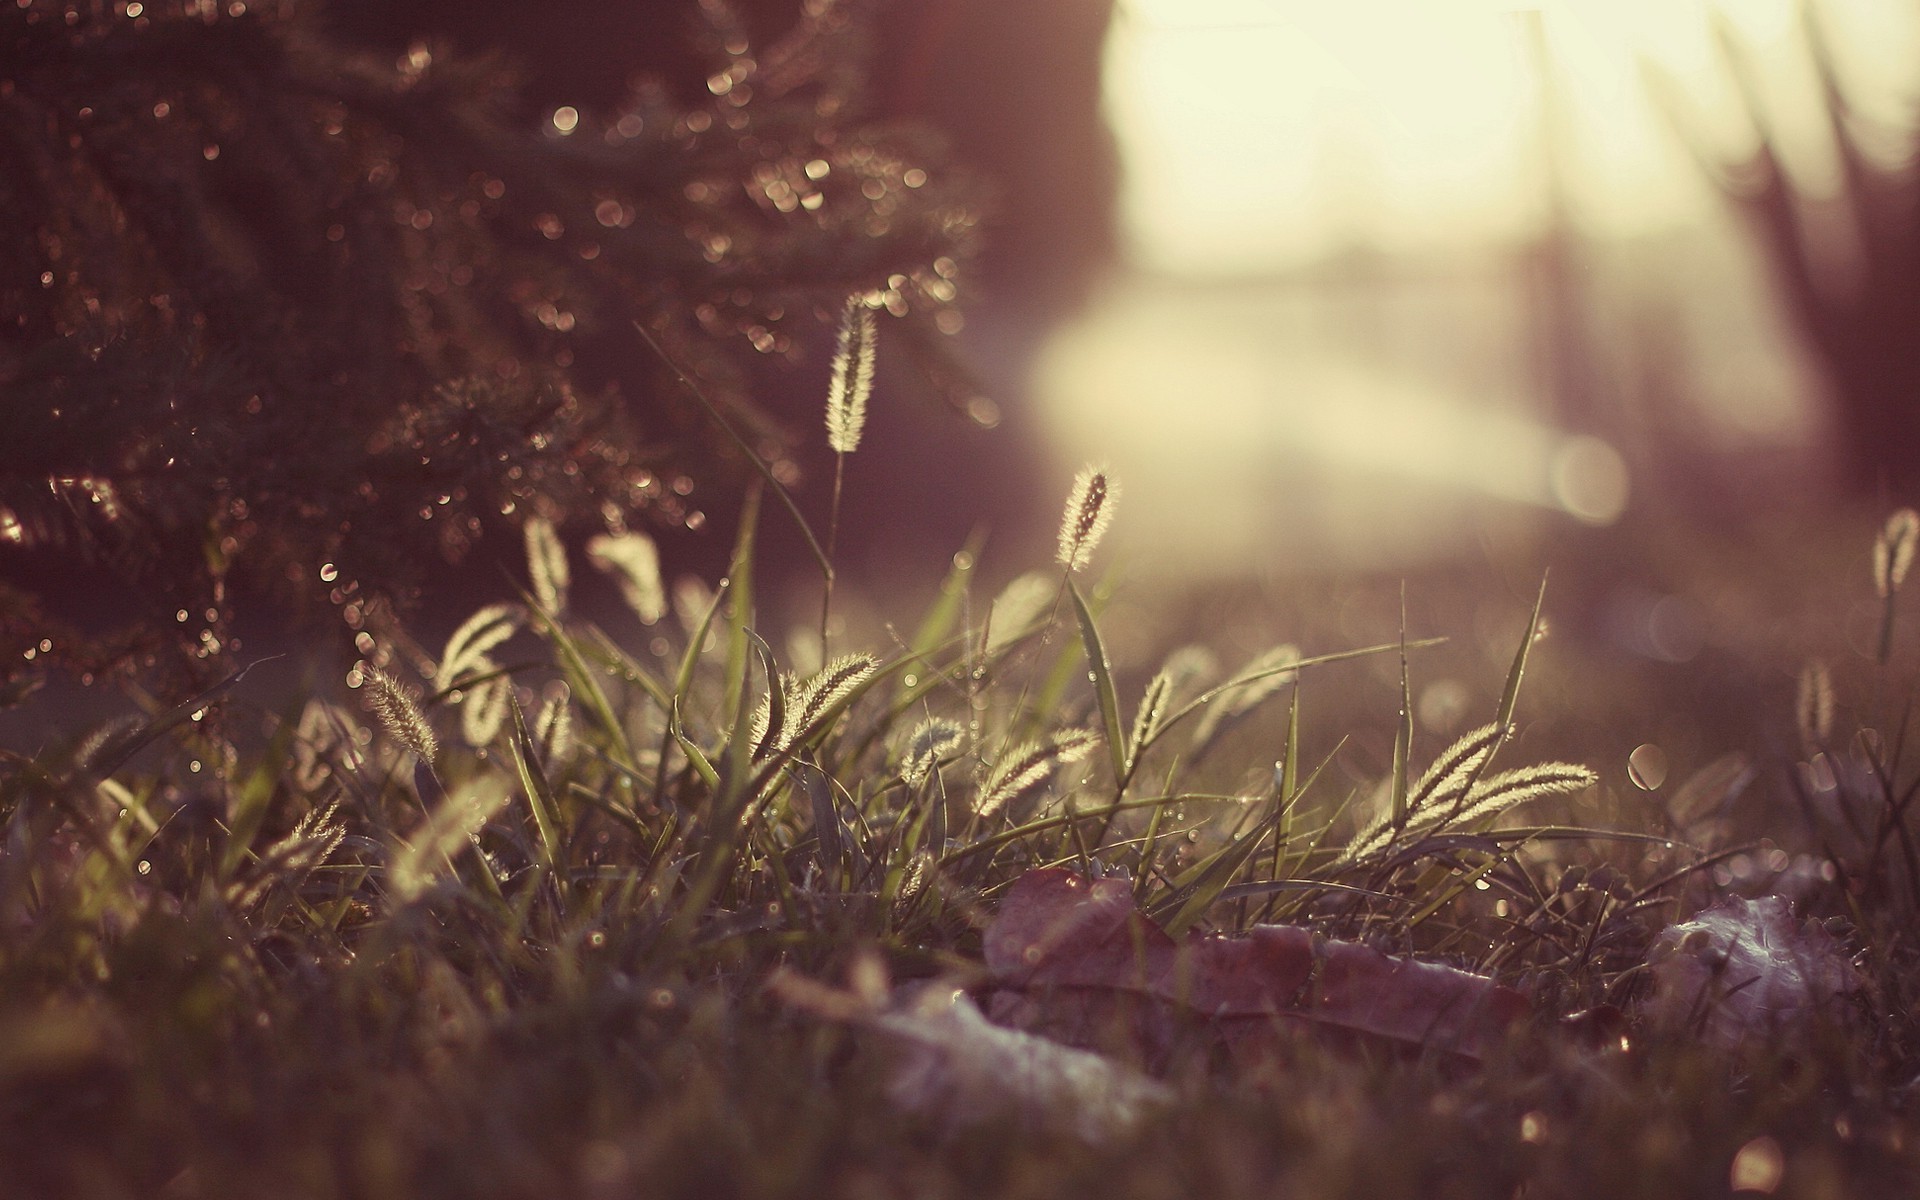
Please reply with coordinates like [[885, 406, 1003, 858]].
[[1651, 0, 1920, 498]]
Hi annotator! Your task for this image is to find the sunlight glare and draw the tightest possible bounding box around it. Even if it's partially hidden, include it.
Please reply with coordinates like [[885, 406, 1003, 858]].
[[1109, 0, 1920, 271]]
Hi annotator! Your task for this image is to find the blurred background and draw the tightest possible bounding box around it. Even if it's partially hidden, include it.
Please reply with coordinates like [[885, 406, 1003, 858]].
[[1004, 0, 1920, 819], [1044, 0, 1917, 577]]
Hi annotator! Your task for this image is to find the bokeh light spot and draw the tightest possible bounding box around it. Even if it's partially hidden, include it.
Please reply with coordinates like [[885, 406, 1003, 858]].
[[1550, 435, 1629, 524]]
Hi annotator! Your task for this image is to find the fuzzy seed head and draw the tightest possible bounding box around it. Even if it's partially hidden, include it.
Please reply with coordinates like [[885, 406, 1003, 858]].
[[587, 532, 666, 625], [975, 728, 1098, 818], [764, 654, 879, 754], [902, 718, 965, 787], [439, 603, 522, 687], [534, 689, 574, 764], [459, 673, 511, 748], [825, 297, 878, 454], [524, 516, 570, 613], [364, 665, 438, 763], [1056, 466, 1117, 572], [1797, 659, 1834, 750], [1876, 508, 1919, 598]]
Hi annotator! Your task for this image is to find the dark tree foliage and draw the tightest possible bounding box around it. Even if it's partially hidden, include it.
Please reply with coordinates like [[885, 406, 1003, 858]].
[[325, 0, 1122, 579], [0, 0, 975, 692]]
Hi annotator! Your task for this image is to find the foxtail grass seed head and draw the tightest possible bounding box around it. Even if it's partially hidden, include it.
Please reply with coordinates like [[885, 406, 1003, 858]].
[[1875, 508, 1919, 598], [535, 687, 574, 764], [765, 654, 879, 753], [902, 718, 965, 787], [986, 571, 1055, 654], [587, 532, 667, 624], [1128, 672, 1173, 764], [524, 516, 570, 613], [975, 728, 1099, 818], [825, 297, 877, 454], [1797, 660, 1834, 750], [438, 603, 522, 687], [363, 665, 438, 763], [1408, 723, 1505, 815], [1442, 763, 1598, 829], [1056, 465, 1117, 572], [459, 675, 511, 748]]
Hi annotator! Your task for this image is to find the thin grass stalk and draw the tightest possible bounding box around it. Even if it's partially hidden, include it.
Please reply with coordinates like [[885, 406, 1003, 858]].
[[636, 320, 834, 586], [821, 450, 846, 655]]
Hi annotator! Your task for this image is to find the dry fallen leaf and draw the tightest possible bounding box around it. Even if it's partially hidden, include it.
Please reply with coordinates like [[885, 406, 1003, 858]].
[[983, 868, 1528, 1062], [769, 967, 1171, 1141], [1644, 894, 1862, 1049]]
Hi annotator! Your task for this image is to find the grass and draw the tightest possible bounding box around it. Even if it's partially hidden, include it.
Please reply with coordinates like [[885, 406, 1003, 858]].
[[8, 436, 1920, 1197]]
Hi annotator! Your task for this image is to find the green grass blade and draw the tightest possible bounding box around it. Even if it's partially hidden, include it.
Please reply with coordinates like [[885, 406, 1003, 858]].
[[1069, 580, 1128, 786], [672, 577, 730, 712], [529, 597, 634, 772], [670, 697, 721, 794], [901, 531, 985, 698], [90, 656, 277, 782], [1270, 683, 1301, 884], [508, 696, 563, 874], [941, 791, 1239, 867], [1156, 817, 1274, 938], [635, 320, 834, 584], [1391, 587, 1412, 830], [219, 709, 298, 878], [1141, 636, 1444, 761], [1497, 573, 1550, 734], [578, 626, 673, 714], [720, 486, 761, 734]]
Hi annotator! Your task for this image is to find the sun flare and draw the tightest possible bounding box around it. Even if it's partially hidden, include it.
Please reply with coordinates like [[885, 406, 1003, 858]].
[[1107, 0, 1920, 272]]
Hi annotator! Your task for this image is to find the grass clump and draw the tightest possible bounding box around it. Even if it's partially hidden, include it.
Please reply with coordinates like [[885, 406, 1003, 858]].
[[7, 343, 1920, 1196]]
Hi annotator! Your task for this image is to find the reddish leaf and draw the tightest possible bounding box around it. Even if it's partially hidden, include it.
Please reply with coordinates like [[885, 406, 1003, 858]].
[[984, 868, 1527, 1061]]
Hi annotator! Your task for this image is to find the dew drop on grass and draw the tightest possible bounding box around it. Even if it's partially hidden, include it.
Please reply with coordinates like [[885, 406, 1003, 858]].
[[1801, 753, 1838, 795], [1628, 744, 1668, 791]]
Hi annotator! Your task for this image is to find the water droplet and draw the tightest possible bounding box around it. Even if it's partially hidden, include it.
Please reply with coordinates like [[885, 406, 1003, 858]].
[[1801, 753, 1838, 795], [319, 563, 338, 582], [1628, 743, 1668, 791]]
